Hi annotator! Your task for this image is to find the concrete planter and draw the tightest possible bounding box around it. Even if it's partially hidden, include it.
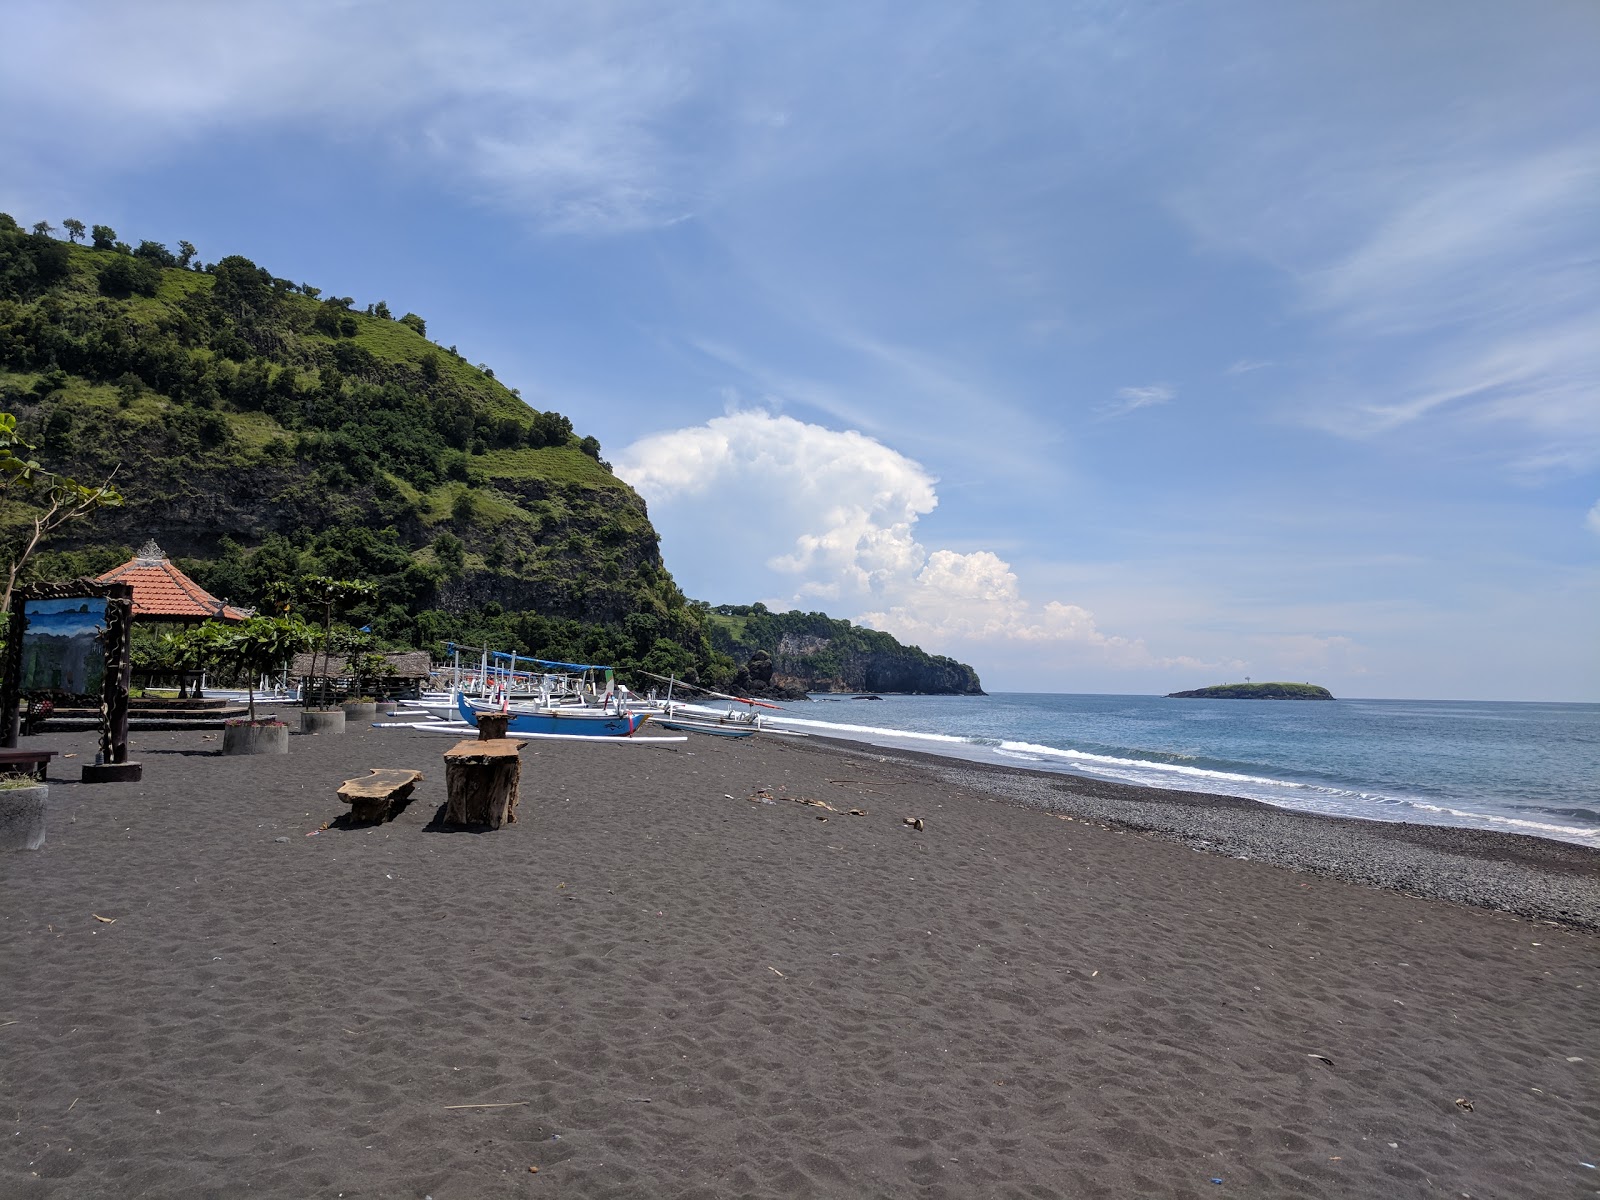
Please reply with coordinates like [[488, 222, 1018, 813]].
[[300, 709, 346, 735], [0, 782, 48, 851], [223, 721, 290, 756], [341, 700, 377, 719]]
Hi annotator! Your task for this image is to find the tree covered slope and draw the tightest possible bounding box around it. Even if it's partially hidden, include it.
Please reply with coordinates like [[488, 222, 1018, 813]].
[[0, 214, 982, 692]]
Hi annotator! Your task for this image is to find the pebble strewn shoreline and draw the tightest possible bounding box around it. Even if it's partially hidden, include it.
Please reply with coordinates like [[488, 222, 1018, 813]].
[[819, 739, 1600, 932]]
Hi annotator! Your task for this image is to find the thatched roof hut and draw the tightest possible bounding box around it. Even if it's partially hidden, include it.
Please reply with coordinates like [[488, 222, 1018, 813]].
[[291, 650, 434, 680]]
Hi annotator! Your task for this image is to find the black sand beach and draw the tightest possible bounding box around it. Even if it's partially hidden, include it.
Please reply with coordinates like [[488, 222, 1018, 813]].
[[3, 716, 1596, 1198]]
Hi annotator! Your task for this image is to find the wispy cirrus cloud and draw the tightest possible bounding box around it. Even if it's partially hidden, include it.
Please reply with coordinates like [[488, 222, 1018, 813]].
[[0, 1, 719, 233], [1159, 8, 1600, 475], [1100, 384, 1174, 417]]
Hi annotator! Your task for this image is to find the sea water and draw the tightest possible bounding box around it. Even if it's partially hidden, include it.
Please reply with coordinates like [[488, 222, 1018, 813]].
[[753, 693, 1600, 848]]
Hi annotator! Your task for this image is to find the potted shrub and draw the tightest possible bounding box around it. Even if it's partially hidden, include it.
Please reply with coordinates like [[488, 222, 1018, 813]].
[[218, 616, 311, 754], [295, 577, 376, 734], [223, 715, 292, 755], [0, 773, 48, 851]]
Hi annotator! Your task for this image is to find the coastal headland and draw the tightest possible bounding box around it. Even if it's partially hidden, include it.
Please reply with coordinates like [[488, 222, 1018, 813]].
[[3, 718, 1594, 1198]]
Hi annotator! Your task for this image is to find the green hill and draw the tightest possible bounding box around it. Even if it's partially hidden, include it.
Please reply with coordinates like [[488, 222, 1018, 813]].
[[1166, 682, 1334, 700], [0, 216, 983, 693]]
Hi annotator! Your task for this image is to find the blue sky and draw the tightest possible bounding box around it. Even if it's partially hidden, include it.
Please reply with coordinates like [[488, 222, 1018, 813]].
[[4, 1, 1596, 699]]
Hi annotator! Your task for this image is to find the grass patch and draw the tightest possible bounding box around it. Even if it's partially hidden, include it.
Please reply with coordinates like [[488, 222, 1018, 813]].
[[381, 471, 421, 506], [223, 410, 286, 452], [420, 482, 535, 527], [478, 446, 627, 489], [705, 612, 750, 641], [155, 269, 213, 303], [337, 313, 529, 423]]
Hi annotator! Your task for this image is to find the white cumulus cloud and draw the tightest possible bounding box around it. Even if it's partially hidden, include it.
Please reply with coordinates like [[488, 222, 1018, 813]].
[[616, 410, 1204, 668], [616, 410, 936, 597]]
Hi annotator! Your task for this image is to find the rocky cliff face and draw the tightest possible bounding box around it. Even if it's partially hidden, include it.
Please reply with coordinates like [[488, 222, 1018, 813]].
[[770, 633, 983, 695], [711, 610, 984, 697]]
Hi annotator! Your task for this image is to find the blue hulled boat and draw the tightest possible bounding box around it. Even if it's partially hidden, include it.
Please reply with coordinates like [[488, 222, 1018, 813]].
[[456, 691, 650, 737]]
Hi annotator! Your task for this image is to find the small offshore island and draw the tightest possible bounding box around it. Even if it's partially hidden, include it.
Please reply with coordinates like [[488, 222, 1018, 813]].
[[1167, 681, 1335, 700]]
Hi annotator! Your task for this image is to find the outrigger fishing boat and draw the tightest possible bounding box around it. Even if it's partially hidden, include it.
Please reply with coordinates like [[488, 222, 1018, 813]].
[[643, 672, 784, 738], [454, 690, 650, 737], [396, 645, 647, 736]]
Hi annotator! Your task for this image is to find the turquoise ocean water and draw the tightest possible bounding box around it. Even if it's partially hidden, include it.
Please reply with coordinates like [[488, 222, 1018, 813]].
[[749, 694, 1600, 848]]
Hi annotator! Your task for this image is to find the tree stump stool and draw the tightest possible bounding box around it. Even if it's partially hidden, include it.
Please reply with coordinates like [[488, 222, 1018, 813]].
[[443, 738, 522, 829], [476, 712, 510, 741], [338, 768, 425, 823]]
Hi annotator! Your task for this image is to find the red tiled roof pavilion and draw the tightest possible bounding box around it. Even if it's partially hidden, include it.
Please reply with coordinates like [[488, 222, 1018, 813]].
[[95, 539, 251, 623]]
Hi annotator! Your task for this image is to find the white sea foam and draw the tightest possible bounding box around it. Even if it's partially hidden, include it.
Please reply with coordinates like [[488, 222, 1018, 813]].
[[764, 714, 973, 745], [993, 740, 1291, 787], [1395, 800, 1600, 842], [769, 706, 1600, 847]]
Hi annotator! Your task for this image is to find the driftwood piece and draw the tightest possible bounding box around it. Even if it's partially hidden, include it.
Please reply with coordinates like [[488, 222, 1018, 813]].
[[338, 768, 425, 823], [443, 738, 522, 829]]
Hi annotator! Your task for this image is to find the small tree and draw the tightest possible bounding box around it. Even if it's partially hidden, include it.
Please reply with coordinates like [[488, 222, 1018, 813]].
[[294, 576, 376, 707], [31, 221, 55, 238], [158, 628, 205, 697], [0, 413, 122, 617], [432, 533, 464, 579], [133, 240, 176, 267], [176, 239, 197, 268], [399, 312, 426, 336], [159, 622, 233, 699], [98, 255, 160, 298], [221, 616, 313, 721], [90, 224, 116, 250], [343, 650, 397, 697], [62, 218, 85, 244]]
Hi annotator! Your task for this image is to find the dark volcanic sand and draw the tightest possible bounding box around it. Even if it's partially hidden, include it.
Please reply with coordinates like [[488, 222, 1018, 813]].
[[2, 717, 1596, 1199]]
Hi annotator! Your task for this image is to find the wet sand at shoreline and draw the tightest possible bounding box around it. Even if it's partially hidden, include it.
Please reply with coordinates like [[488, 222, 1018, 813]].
[[3, 717, 1596, 1198]]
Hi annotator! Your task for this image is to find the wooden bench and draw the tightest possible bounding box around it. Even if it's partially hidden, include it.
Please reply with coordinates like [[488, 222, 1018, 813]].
[[338, 768, 425, 823], [0, 749, 57, 781], [442, 738, 522, 829]]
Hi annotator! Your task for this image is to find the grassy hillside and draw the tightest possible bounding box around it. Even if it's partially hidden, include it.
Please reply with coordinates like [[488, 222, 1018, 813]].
[[0, 216, 719, 678]]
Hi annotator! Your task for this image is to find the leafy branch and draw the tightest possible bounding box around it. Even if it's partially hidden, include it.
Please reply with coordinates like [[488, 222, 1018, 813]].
[[0, 412, 122, 616]]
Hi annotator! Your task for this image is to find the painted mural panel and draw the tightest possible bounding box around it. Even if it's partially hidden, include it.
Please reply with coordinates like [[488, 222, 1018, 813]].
[[20, 597, 108, 696]]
